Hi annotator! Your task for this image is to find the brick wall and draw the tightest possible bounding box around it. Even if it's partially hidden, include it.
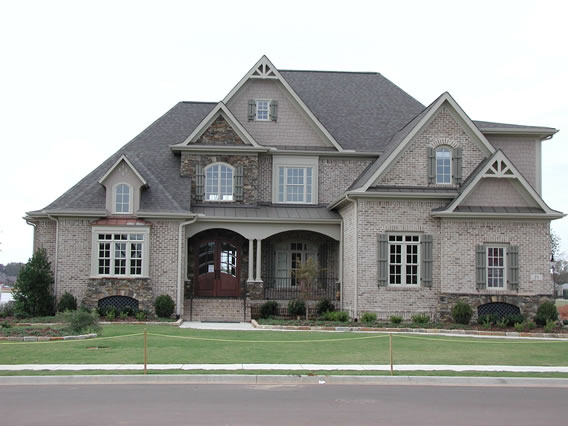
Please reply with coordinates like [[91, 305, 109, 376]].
[[380, 107, 487, 187], [318, 158, 373, 204], [32, 219, 57, 273], [339, 203, 356, 316], [148, 220, 181, 304]]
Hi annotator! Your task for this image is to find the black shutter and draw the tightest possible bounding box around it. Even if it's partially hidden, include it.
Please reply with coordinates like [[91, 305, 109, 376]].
[[453, 147, 463, 185], [508, 246, 519, 290], [234, 166, 244, 202], [248, 100, 256, 121], [427, 147, 435, 184]]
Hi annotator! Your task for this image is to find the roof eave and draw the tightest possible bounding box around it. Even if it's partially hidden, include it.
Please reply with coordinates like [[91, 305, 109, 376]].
[[170, 145, 270, 154], [431, 211, 565, 220]]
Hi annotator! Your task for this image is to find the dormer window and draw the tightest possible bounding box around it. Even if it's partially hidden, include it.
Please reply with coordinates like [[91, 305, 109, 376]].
[[435, 147, 452, 184], [205, 163, 234, 201], [114, 183, 132, 214], [256, 100, 270, 121], [248, 99, 278, 121]]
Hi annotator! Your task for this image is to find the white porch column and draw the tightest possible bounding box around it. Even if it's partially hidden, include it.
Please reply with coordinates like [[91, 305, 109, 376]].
[[247, 238, 255, 282], [255, 239, 262, 282]]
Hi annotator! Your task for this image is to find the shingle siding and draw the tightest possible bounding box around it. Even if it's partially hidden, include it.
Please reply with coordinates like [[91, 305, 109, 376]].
[[461, 178, 539, 208]]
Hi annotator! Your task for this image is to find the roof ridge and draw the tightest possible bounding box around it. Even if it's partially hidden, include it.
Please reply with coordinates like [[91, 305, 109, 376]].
[[280, 69, 380, 75], [179, 101, 218, 105]]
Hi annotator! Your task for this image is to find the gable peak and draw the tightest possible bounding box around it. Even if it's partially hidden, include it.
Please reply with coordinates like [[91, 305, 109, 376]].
[[251, 58, 278, 79]]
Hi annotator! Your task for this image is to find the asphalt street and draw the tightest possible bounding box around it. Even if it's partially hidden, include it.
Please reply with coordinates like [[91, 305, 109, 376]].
[[1, 383, 566, 425]]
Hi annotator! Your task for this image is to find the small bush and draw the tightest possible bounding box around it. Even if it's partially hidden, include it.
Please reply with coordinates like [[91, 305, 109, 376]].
[[514, 320, 536, 332], [65, 310, 101, 335], [505, 313, 525, 327], [105, 308, 116, 321], [496, 318, 508, 329], [544, 319, 556, 333], [57, 292, 77, 312], [411, 314, 429, 325], [389, 315, 403, 325], [135, 311, 147, 321], [316, 298, 335, 315], [361, 312, 377, 324], [535, 301, 558, 326], [119, 311, 129, 320], [288, 299, 306, 317], [477, 314, 498, 326], [154, 294, 175, 318], [451, 301, 473, 325], [120, 306, 137, 317], [260, 301, 279, 319], [322, 311, 348, 322], [0, 301, 15, 318], [1, 320, 12, 329]]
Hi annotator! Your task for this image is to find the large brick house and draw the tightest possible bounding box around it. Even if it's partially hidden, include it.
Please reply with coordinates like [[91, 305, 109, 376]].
[[26, 56, 563, 321]]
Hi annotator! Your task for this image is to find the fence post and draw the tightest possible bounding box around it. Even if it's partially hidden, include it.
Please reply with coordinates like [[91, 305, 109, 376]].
[[144, 328, 147, 375], [389, 333, 393, 376]]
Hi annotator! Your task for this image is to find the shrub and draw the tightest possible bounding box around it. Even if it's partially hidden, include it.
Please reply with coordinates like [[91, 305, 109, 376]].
[[389, 315, 403, 325], [0, 301, 15, 318], [451, 301, 473, 325], [361, 312, 377, 324], [288, 299, 306, 317], [535, 301, 558, 326], [105, 309, 116, 321], [57, 292, 77, 312], [1, 320, 12, 329], [135, 311, 147, 321], [120, 306, 137, 317], [119, 311, 129, 320], [514, 320, 535, 332], [322, 311, 348, 322], [505, 313, 525, 327], [260, 301, 279, 319], [65, 310, 101, 335], [411, 314, 429, 325], [544, 319, 556, 333], [154, 294, 175, 318], [496, 318, 508, 329], [316, 298, 335, 315], [477, 314, 498, 326], [12, 249, 56, 317]]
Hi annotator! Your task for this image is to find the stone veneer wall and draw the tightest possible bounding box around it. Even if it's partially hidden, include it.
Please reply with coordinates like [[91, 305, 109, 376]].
[[195, 116, 245, 146], [355, 199, 444, 319], [180, 153, 258, 205], [380, 107, 487, 187]]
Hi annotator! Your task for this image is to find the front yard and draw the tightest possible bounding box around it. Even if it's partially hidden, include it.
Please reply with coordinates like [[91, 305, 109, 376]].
[[1, 324, 567, 367]]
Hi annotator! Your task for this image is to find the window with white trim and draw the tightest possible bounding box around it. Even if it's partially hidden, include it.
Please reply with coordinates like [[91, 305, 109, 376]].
[[255, 100, 270, 121], [388, 235, 420, 285], [205, 163, 234, 201], [435, 147, 452, 184], [275, 241, 317, 287], [278, 167, 313, 203], [114, 184, 132, 214], [487, 246, 506, 289], [93, 229, 149, 277]]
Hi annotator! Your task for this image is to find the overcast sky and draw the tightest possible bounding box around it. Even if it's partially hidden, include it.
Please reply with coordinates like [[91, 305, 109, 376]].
[[0, 0, 567, 264]]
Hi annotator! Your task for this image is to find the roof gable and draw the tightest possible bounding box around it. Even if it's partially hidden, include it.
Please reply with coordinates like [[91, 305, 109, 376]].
[[353, 92, 496, 191], [98, 154, 147, 186]]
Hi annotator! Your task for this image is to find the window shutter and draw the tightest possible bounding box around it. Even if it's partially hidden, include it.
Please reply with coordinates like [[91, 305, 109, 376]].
[[234, 165, 244, 201], [453, 147, 463, 185], [508, 245, 519, 290], [195, 164, 204, 202], [421, 234, 433, 288], [377, 234, 388, 287], [476, 245, 486, 289], [270, 100, 278, 121], [427, 147, 435, 184], [248, 100, 256, 121]]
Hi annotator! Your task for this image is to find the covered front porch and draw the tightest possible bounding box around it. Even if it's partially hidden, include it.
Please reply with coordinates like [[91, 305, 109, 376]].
[[182, 210, 341, 321]]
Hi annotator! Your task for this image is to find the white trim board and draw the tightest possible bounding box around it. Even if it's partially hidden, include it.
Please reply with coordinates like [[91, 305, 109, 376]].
[[98, 154, 148, 186]]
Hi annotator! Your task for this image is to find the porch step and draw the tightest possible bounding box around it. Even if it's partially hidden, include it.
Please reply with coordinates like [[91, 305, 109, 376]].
[[183, 298, 251, 322]]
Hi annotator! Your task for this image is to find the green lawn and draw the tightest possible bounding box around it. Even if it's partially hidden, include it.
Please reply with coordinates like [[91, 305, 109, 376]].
[[1, 324, 567, 366]]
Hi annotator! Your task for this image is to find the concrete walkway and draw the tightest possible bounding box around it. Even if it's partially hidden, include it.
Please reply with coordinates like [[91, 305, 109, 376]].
[[179, 321, 255, 330], [1, 364, 568, 373]]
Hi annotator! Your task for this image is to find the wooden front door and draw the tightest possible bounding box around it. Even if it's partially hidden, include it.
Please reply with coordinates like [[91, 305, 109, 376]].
[[195, 238, 240, 297]]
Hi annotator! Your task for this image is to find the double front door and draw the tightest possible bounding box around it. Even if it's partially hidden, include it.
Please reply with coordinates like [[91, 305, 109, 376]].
[[195, 238, 240, 297]]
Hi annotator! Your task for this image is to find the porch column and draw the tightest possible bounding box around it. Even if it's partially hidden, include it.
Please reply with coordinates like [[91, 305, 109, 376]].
[[247, 239, 254, 282], [255, 239, 262, 282]]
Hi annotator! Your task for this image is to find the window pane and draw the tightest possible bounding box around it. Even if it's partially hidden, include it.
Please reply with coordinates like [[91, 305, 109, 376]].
[[436, 148, 451, 184]]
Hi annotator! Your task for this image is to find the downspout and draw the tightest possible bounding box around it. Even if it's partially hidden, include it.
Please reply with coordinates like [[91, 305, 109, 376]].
[[345, 194, 358, 320], [177, 216, 198, 317], [47, 215, 59, 298], [339, 218, 343, 312]]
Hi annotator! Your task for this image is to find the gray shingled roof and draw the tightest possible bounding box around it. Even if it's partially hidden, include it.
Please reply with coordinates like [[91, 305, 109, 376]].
[[473, 120, 557, 133], [32, 102, 215, 214], [280, 70, 425, 152]]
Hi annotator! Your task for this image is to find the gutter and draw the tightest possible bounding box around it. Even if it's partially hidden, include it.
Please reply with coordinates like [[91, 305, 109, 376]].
[[177, 215, 198, 317]]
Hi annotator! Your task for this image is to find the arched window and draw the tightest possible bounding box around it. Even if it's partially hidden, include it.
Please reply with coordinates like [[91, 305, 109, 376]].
[[435, 147, 452, 184], [205, 163, 234, 201], [114, 184, 131, 213]]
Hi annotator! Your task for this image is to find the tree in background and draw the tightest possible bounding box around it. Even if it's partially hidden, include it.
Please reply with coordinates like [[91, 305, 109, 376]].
[[12, 249, 55, 317], [3, 262, 25, 277], [551, 229, 561, 261]]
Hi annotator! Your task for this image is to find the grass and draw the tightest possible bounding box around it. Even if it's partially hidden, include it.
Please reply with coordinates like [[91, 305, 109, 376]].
[[1, 324, 568, 366]]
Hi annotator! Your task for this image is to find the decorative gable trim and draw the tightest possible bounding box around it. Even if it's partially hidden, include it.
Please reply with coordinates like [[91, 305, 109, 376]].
[[433, 150, 563, 218], [173, 102, 262, 149], [357, 92, 496, 192], [98, 155, 147, 187], [222, 55, 344, 152]]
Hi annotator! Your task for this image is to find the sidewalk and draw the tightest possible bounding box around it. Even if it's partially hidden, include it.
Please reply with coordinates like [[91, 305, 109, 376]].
[[1, 364, 568, 373]]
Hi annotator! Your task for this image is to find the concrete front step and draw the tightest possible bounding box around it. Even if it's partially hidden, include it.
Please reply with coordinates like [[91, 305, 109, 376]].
[[184, 298, 251, 322]]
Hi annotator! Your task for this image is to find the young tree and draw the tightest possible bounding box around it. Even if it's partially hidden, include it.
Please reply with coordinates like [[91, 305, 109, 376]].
[[12, 249, 55, 317], [296, 258, 319, 320]]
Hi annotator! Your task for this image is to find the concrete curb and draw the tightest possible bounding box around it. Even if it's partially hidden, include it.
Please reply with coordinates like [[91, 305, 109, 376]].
[[251, 319, 568, 340], [1, 374, 568, 387]]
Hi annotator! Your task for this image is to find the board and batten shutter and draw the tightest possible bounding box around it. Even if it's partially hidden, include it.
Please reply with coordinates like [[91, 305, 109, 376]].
[[195, 164, 205, 202], [427, 147, 435, 184], [234, 165, 244, 201], [475, 245, 486, 289], [270, 100, 278, 121], [421, 234, 433, 287], [377, 234, 388, 287], [453, 147, 463, 185], [248, 100, 256, 121], [508, 245, 519, 290]]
